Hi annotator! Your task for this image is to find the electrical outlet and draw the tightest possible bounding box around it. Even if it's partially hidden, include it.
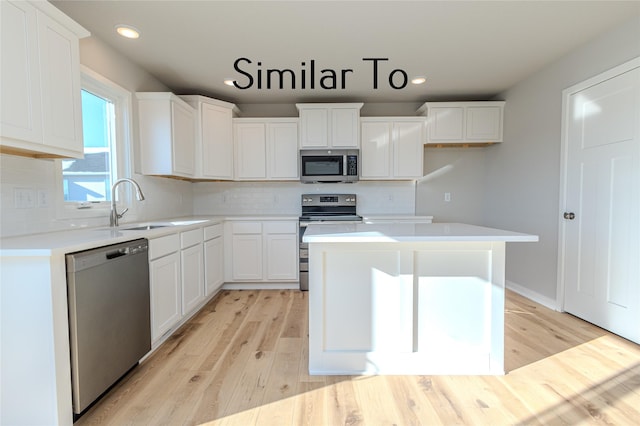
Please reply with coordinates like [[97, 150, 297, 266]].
[[14, 188, 36, 209], [444, 192, 451, 202], [37, 190, 50, 208]]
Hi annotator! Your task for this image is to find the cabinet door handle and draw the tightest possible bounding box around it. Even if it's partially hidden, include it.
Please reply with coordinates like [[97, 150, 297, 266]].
[[563, 212, 575, 220]]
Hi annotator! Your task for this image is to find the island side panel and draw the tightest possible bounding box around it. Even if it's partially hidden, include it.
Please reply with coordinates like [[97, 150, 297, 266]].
[[308, 241, 506, 375]]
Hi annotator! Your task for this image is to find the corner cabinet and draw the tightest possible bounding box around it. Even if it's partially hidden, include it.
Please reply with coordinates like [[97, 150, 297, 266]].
[[0, 0, 89, 158], [204, 223, 224, 296], [361, 117, 425, 180], [224, 220, 298, 283], [418, 101, 505, 145], [181, 95, 237, 180], [137, 92, 196, 178], [296, 103, 363, 148], [233, 118, 299, 180]]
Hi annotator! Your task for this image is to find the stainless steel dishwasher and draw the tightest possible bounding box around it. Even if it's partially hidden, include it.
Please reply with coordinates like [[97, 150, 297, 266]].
[[66, 238, 151, 416]]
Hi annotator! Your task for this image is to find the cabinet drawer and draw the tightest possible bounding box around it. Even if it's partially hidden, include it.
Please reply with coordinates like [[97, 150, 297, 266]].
[[204, 223, 223, 240], [231, 221, 262, 234], [181, 228, 203, 249], [149, 233, 180, 260], [264, 221, 296, 234]]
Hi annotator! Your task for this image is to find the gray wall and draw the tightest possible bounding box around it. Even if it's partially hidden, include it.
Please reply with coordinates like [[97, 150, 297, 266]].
[[484, 16, 640, 304]]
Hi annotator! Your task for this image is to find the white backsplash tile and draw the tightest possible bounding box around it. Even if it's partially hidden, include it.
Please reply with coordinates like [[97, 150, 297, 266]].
[[2, 151, 417, 237], [193, 180, 417, 216]]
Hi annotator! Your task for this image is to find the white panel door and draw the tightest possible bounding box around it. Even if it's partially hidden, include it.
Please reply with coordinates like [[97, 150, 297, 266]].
[[268, 121, 299, 179], [1, 1, 42, 144], [37, 9, 83, 154], [181, 244, 204, 315], [201, 103, 233, 179], [562, 61, 640, 343], [234, 122, 267, 179], [171, 101, 195, 176], [360, 121, 391, 179], [265, 234, 298, 280], [331, 107, 359, 148], [150, 253, 181, 342], [393, 120, 424, 178]]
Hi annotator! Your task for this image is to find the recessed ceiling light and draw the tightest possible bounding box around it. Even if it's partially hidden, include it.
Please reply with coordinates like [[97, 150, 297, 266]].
[[411, 76, 427, 85], [115, 25, 140, 39], [223, 79, 235, 87]]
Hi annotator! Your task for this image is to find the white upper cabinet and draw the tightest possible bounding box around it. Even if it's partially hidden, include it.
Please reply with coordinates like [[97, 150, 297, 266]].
[[361, 117, 425, 180], [181, 95, 237, 180], [233, 118, 299, 181], [297, 103, 363, 148], [137, 92, 196, 178], [418, 101, 505, 144], [1, 0, 89, 158]]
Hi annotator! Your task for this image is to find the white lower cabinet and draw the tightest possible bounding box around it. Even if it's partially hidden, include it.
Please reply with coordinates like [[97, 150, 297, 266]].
[[225, 220, 298, 283], [180, 228, 204, 315], [148, 222, 223, 345], [148, 234, 181, 342], [265, 222, 298, 280]]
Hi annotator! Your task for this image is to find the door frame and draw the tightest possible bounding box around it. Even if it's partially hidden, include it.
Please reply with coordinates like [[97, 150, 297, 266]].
[[556, 56, 640, 311]]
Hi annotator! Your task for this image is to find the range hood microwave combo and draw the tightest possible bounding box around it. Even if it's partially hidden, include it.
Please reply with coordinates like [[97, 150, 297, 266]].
[[299, 149, 359, 183]]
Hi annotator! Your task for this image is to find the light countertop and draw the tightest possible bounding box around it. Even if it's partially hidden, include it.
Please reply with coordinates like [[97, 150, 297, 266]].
[[303, 222, 539, 243], [0, 217, 223, 256], [0, 215, 302, 257]]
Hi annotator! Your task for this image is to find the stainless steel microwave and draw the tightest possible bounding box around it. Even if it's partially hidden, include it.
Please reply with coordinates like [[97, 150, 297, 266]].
[[299, 149, 359, 183]]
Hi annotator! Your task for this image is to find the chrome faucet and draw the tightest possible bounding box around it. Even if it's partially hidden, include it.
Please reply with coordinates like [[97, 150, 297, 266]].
[[110, 178, 145, 227]]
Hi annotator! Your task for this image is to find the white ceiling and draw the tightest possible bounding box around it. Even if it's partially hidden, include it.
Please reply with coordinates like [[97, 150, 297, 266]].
[[52, 1, 640, 105]]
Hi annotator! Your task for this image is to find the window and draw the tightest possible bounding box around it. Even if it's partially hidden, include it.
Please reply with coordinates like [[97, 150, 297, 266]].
[[62, 89, 117, 201], [56, 66, 133, 217]]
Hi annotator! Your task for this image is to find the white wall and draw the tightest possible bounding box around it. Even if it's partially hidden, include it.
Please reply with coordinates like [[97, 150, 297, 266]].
[[484, 16, 640, 305], [0, 37, 193, 237]]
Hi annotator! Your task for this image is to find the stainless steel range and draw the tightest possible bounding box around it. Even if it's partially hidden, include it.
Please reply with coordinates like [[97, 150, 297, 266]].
[[299, 194, 362, 290]]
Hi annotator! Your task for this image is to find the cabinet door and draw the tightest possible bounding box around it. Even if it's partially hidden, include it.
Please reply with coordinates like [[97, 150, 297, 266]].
[[205, 236, 224, 296], [235, 122, 267, 179], [299, 108, 328, 148], [268, 121, 299, 180], [201, 103, 233, 179], [466, 106, 503, 141], [231, 234, 263, 280], [427, 106, 464, 142], [266, 234, 298, 280], [171, 100, 195, 176], [393, 121, 424, 178], [150, 253, 181, 342], [331, 107, 360, 148], [181, 244, 204, 315], [0, 1, 42, 145], [37, 10, 83, 155], [360, 121, 391, 179]]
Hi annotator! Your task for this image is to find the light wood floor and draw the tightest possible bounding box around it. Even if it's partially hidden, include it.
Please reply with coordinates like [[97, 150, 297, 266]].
[[77, 289, 640, 425]]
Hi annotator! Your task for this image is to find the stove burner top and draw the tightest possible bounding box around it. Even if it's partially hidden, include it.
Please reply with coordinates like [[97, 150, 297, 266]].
[[299, 214, 362, 222]]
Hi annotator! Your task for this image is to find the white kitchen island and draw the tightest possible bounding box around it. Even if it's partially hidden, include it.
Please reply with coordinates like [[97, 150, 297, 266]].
[[303, 222, 538, 376]]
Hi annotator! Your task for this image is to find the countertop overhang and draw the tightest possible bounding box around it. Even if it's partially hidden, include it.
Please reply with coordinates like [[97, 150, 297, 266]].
[[303, 222, 539, 243]]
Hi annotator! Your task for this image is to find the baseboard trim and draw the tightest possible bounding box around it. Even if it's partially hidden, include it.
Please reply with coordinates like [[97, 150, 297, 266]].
[[221, 282, 300, 291], [506, 280, 559, 311]]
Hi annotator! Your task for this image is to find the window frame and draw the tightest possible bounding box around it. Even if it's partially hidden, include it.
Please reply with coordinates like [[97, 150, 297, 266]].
[[55, 66, 134, 219]]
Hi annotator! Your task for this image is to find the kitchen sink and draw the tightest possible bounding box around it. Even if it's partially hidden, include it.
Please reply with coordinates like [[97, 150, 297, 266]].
[[119, 224, 170, 231]]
